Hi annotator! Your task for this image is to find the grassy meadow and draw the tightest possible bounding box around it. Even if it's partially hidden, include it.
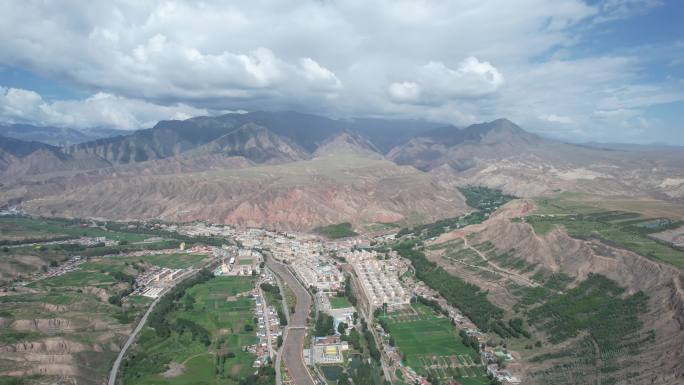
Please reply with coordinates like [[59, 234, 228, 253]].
[[329, 296, 353, 309]]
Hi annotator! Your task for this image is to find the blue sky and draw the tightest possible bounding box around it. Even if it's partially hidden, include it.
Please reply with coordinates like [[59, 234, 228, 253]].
[[0, 0, 682, 144]]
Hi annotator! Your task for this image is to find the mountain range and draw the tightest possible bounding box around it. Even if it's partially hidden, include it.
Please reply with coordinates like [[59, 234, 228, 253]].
[[0, 123, 130, 147], [1, 111, 683, 230]]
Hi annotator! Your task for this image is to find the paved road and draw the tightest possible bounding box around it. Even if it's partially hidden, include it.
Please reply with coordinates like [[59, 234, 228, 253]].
[[258, 285, 275, 358], [266, 259, 316, 385], [108, 295, 160, 385], [108, 269, 196, 385]]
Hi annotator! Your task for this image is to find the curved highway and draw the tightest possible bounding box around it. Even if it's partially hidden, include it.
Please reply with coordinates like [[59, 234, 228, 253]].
[[108, 294, 160, 385], [266, 258, 316, 385]]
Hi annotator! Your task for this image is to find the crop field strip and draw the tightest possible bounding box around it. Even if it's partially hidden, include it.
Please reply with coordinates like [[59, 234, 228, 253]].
[[379, 304, 490, 384], [0, 217, 151, 243], [0, 216, 195, 290], [27, 252, 208, 291]]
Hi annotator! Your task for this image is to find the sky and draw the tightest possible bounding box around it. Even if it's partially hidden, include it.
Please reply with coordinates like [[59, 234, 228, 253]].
[[0, 0, 682, 144]]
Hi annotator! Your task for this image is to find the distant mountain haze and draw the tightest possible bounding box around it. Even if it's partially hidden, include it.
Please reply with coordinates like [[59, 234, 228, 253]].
[[0, 123, 131, 147], [1, 111, 683, 229]]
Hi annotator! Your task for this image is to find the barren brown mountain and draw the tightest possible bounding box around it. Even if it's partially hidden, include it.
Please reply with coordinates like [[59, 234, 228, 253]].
[[389, 119, 684, 200], [3, 133, 467, 230], [2, 114, 683, 231]]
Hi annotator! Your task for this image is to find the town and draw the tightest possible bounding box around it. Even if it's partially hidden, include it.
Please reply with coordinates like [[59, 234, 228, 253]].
[[3, 215, 523, 385], [167, 221, 523, 384]]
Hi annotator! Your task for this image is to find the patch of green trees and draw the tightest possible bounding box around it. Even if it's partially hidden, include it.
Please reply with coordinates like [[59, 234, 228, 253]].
[[344, 275, 357, 306], [314, 311, 335, 336], [394, 241, 504, 333], [147, 269, 213, 340]]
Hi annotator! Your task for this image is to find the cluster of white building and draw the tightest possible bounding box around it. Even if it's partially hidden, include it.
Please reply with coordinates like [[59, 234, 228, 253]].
[[175, 222, 236, 238], [266, 236, 323, 262], [293, 256, 345, 292], [345, 250, 410, 310], [154, 268, 184, 282], [136, 267, 186, 298], [214, 248, 262, 277], [73, 236, 119, 247]]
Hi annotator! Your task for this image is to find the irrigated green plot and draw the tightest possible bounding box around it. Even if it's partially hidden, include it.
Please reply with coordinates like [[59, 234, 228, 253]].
[[329, 296, 353, 309], [381, 317, 475, 362], [79, 258, 141, 275], [126, 295, 154, 306], [457, 374, 492, 385], [139, 253, 209, 269], [122, 276, 257, 385], [0, 217, 150, 243], [380, 306, 489, 383], [28, 270, 117, 288], [313, 222, 358, 239]]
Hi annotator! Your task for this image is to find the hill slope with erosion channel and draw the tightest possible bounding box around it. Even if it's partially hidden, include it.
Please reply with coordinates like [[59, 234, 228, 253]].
[[4, 149, 467, 231], [393, 190, 684, 385]]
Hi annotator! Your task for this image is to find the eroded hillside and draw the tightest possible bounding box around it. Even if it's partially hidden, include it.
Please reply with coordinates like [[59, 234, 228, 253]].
[[13, 151, 467, 231], [421, 198, 684, 384]]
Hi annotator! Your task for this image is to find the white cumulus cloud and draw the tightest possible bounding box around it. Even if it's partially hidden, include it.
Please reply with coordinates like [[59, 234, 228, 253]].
[[389, 57, 504, 105], [388, 82, 422, 103], [298, 58, 343, 92], [540, 114, 573, 124], [0, 86, 210, 129], [0, 0, 679, 142]]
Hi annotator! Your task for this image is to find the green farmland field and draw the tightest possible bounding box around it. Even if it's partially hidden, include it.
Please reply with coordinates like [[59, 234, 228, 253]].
[[0, 216, 183, 286], [379, 306, 488, 383], [139, 253, 209, 269], [0, 217, 150, 243], [383, 317, 475, 360], [122, 276, 258, 385], [313, 222, 358, 239], [28, 270, 117, 289]]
